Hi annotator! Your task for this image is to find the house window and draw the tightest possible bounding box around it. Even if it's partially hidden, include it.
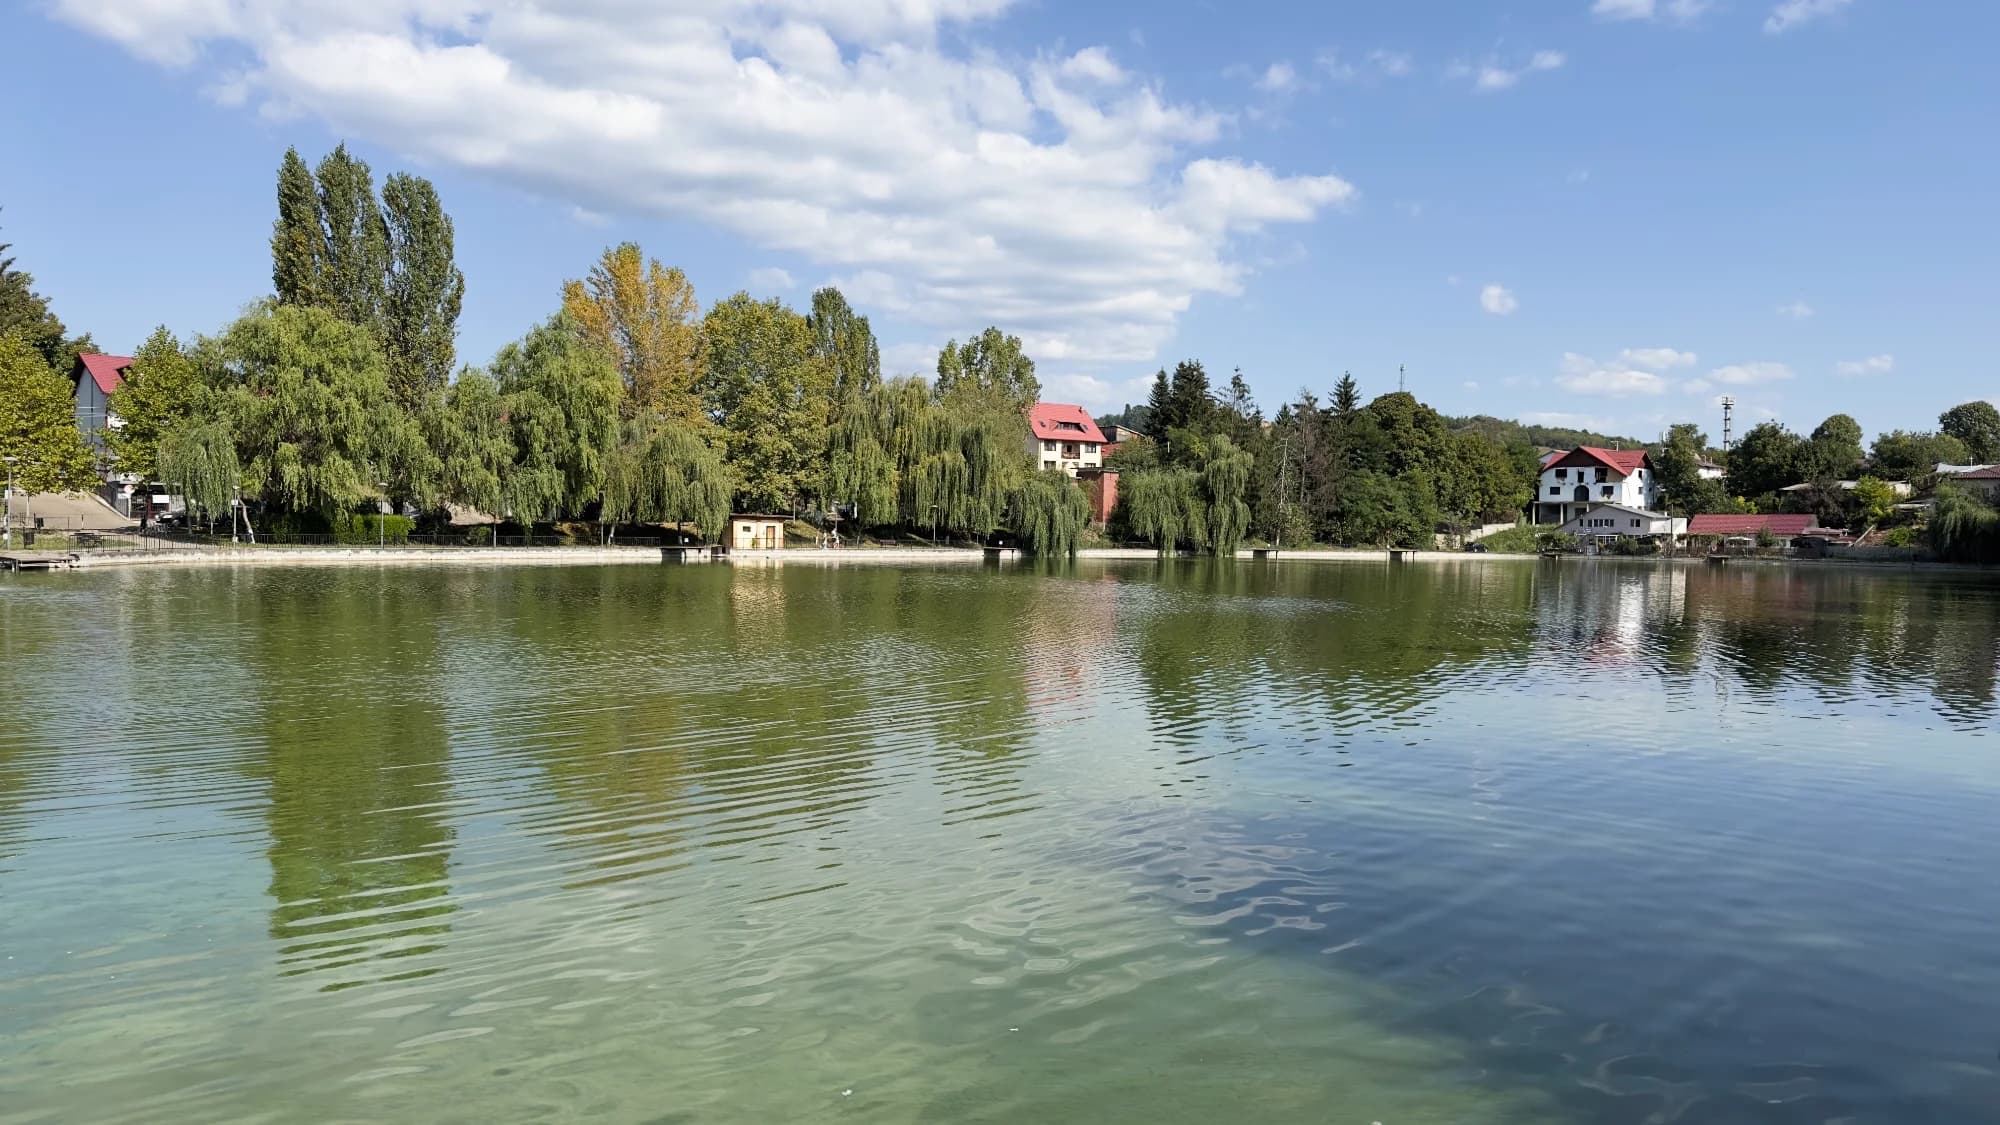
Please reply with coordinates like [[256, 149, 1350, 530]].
[[1595, 468, 1608, 483], [1631, 519, 1641, 528], [1043, 441, 1056, 452], [1063, 443, 1079, 458], [1043, 460, 1056, 470], [1086, 443, 1098, 453], [1555, 468, 1568, 480], [1548, 486, 1560, 496], [1601, 485, 1614, 499]]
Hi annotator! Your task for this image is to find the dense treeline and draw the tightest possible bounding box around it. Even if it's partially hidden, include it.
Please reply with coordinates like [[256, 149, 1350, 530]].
[[1106, 366, 1531, 551], [23, 147, 1092, 554], [5, 148, 1998, 562]]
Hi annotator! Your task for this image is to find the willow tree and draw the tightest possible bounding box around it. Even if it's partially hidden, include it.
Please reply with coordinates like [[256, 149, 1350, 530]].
[[602, 421, 734, 541], [825, 382, 898, 526], [1927, 484, 2000, 563], [1122, 468, 1206, 556], [1200, 434, 1254, 556], [425, 369, 513, 518], [492, 312, 621, 523], [157, 419, 240, 527], [562, 243, 704, 426], [1010, 469, 1090, 557], [212, 303, 405, 516]]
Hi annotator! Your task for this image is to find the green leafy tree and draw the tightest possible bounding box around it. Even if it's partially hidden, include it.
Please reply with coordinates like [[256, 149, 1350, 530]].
[[1121, 467, 1205, 555], [271, 148, 324, 309], [825, 379, 900, 526], [108, 326, 205, 481], [807, 287, 880, 400], [1804, 413, 1865, 480], [1851, 476, 1898, 526], [380, 173, 464, 410], [1926, 484, 2000, 562], [1009, 469, 1090, 557], [0, 331, 97, 492], [1655, 422, 1731, 517], [156, 419, 240, 528], [214, 302, 404, 516], [492, 313, 623, 523], [1869, 429, 1968, 483], [1199, 433, 1254, 556], [1939, 401, 2000, 463], [702, 293, 834, 511], [935, 327, 1039, 414], [1724, 421, 1804, 503], [428, 369, 513, 519], [314, 145, 391, 333], [602, 421, 735, 540]]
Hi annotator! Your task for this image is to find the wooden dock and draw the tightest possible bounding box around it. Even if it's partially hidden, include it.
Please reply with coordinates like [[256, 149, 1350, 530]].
[[0, 552, 80, 572]]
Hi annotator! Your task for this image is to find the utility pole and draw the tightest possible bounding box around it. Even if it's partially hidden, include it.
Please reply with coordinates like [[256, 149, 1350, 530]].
[[2, 456, 15, 550]]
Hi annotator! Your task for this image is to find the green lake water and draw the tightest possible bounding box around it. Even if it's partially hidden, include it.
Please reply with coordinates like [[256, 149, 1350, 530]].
[[2, 558, 1998, 1123]]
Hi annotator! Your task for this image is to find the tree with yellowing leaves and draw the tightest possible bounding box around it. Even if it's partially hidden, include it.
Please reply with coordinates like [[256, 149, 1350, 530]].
[[561, 243, 705, 427]]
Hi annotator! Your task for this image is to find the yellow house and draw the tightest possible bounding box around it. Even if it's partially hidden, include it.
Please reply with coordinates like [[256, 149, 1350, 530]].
[[727, 515, 787, 551]]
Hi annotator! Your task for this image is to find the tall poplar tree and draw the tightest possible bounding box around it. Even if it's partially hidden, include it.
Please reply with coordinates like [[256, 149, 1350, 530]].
[[271, 148, 324, 308], [381, 172, 465, 408], [314, 145, 390, 332], [808, 286, 880, 400]]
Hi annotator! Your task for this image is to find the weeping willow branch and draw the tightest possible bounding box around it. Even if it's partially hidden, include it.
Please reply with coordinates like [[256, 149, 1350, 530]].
[[1009, 470, 1090, 557], [157, 420, 239, 525], [602, 421, 735, 541]]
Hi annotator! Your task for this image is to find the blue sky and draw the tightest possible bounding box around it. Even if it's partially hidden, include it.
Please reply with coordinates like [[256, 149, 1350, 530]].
[[5, 0, 1995, 442]]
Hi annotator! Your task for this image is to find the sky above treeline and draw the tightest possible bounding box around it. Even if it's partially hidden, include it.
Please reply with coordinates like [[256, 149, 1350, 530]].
[[5, 0, 1995, 443]]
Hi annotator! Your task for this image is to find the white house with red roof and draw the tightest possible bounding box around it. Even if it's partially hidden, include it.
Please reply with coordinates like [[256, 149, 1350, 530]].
[[1027, 403, 1106, 476], [1535, 447, 1662, 526]]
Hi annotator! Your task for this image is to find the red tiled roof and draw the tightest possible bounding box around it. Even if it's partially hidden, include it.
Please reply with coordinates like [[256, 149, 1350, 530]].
[[1028, 403, 1106, 443], [1548, 446, 1650, 475], [1955, 466, 2000, 480], [76, 353, 134, 396], [1686, 514, 1818, 537]]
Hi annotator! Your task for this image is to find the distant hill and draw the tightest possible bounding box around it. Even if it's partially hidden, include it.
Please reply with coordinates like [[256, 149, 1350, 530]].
[[1443, 414, 1655, 453]]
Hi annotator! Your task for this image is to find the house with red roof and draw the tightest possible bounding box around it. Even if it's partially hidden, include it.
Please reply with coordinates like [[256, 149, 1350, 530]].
[[68, 353, 174, 521], [72, 353, 133, 451], [1027, 403, 1106, 476], [1946, 465, 2000, 500], [1534, 447, 1662, 526], [1685, 514, 1823, 539]]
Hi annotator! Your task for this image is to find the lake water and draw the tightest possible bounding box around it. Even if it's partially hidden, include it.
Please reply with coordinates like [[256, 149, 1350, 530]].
[[2, 558, 1997, 1123]]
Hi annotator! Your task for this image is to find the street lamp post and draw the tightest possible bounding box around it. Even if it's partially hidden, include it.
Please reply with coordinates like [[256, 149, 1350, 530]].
[[2, 456, 16, 550], [929, 503, 941, 548]]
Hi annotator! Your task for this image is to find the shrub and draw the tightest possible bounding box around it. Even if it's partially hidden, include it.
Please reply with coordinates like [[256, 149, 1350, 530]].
[[1882, 526, 1916, 548], [332, 513, 415, 545]]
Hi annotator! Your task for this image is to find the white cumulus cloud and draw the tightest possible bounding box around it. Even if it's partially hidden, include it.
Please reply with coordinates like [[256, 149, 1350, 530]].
[[1776, 300, 1816, 319], [748, 266, 795, 290], [1480, 284, 1520, 315], [1619, 347, 1698, 369], [1835, 354, 1894, 377], [52, 0, 1357, 365], [1256, 61, 1300, 93], [1592, 0, 1712, 23], [1461, 50, 1566, 93], [1706, 361, 1796, 385], [1765, 0, 1855, 34], [1556, 352, 1668, 396]]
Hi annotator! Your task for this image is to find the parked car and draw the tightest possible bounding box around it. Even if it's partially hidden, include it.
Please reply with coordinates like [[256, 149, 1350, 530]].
[[1464, 541, 1490, 553]]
